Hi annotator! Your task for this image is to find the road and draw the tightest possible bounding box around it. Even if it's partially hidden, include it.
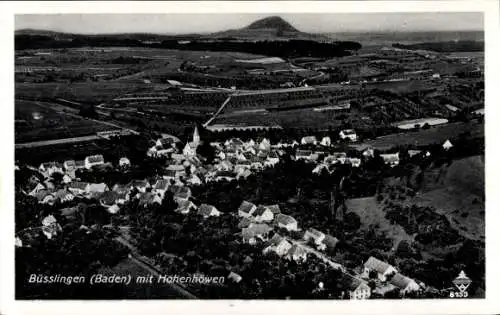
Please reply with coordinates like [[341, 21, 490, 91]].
[[114, 235, 197, 299], [16, 134, 101, 149], [287, 238, 346, 272]]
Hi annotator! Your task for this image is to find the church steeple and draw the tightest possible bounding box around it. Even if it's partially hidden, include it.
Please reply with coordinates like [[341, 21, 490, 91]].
[[192, 125, 200, 146]]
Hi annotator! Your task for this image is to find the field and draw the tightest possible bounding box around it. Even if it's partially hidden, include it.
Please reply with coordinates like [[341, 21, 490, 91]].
[[15, 100, 118, 143], [16, 47, 319, 90], [346, 196, 413, 249], [409, 155, 485, 241], [351, 120, 484, 151]]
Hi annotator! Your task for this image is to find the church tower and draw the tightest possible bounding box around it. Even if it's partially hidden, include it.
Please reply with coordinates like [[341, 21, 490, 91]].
[[192, 125, 200, 147]]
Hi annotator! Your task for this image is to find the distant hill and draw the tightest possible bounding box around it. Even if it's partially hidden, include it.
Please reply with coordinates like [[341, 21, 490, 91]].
[[210, 16, 330, 41], [246, 16, 299, 32]]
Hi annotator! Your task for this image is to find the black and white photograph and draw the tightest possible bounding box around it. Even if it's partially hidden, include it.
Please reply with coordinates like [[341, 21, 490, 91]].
[[3, 1, 500, 313]]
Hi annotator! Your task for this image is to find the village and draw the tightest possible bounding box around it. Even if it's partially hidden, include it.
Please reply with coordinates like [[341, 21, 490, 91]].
[[13, 122, 465, 299]]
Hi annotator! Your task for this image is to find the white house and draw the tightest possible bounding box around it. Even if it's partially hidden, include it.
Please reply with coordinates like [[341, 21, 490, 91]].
[[87, 183, 109, 195], [183, 142, 197, 157], [389, 274, 420, 295], [286, 244, 308, 262], [53, 189, 74, 204], [27, 182, 46, 196], [303, 228, 325, 246], [252, 205, 274, 223], [380, 153, 400, 167], [197, 204, 221, 218], [363, 256, 398, 282], [242, 223, 271, 245], [238, 201, 257, 218], [339, 129, 357, 142], [41, 215, 62, 240], [259, 138, 271, 151], [67, 181, 90, 195], [263, 234, 292, 257], [176, 200, 197, 214], [295, 150, 314, 161], [275, 214, 298, 231], [119, 157, 131, 167], [62, 174, 73, 184], [320, 136, 332, 147], [39, 162, 63, 177], [301, 136, 318, 145], [84, 155, 105, 169], [340, 273, 371, 300], [63, 160, 76, 171], [442, 140, 453, 150], [153, 179, 170, 198]]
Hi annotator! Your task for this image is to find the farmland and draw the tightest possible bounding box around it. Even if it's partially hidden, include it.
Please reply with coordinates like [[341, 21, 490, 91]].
[[15, 100, 119, 143], [351, 120, 484, 151]]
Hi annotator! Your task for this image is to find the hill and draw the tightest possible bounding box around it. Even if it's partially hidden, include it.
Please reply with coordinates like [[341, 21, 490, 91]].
[[210, 16, 330, 41], [246, 16, 298, 32]]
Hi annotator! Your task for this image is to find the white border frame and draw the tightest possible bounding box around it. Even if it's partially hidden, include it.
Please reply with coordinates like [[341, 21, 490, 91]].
[[1, 1, 499, 315]]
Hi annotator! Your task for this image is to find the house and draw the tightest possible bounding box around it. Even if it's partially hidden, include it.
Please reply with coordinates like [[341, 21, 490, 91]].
[[258, 138, 271, 151], [295, 150, 313, 161], [362, 148, 374, 159], [389, 273, 420, 295], [183, 142, 197, 157], [176, 199, 197, 214], [87, 183, 109, 195], [53, 189, 74, 204], [380, 153, 400, 167], [156, 137, 176, 148], [312, 164, 328, 175], [238, 217, 254, 229], [348, 158, 362, 168], [26, 182, 46, 196], [442, 139, 453, 150], [44, 179, 55, 190], [238, 201, 257, 218], [408, 150, 422, 157], [84, 155, 105, 169], [75, 160, 85, 169], [186, 174, 203, 186], [265, 151, 280, 167], [340, 273, 371, 300], [119, 157, 131, 167], [63, 160, 76, 171], [170, 185, 191, 202], [227, 271, 242, 283], [319, 234, 340, 252], [252, 205, 274, 222], [263, 234, 292, 256], [35, 191, 55, 205], [275, 214, 298, 231], [363, 256, 398, 282], [301, 136, 318, 145], [286, 244, 308, 262], [67, 181, 90, 195], [153, 179, 170, 198], [129, 179, 150, 193], [99, 191, 127, 209], [214, 171, 236, 182], [320, 136, 332, 146], [236, 168, 253, 180], [242, 223, 271, 245], [112, 183, 131, 195], [62, 174, 73, 184], [197, 204, 221, 218], [267, 204, 281, 215], [339, 129, 357, 142], [41, 215, 62, 240], [303, 228, 325, 245], [171, 153, 185, 162], [166, 164, 186, 179], [138, 192, 162, 207], [39, 162, 63, 177]]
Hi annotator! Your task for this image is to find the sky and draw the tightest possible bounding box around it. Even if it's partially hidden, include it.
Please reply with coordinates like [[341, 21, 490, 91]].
[[15, 13, 483, 34]]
